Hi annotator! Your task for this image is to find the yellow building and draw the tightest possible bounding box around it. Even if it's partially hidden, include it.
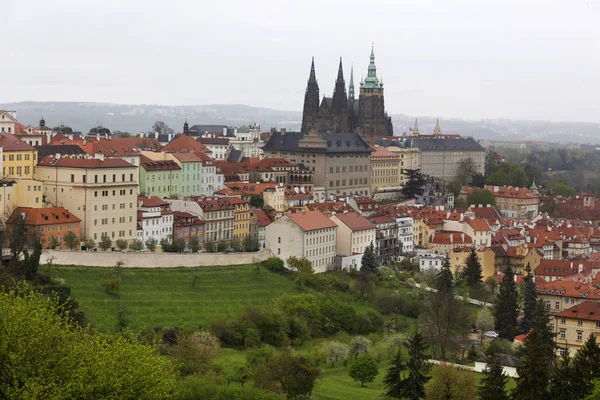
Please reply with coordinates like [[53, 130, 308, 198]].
[[370, 145, 400, 194], [228, 197, 251, 241], [449, 247, 496, 279], [35, 156, 138, 243], [555, 301, 600, 355], [0, 179, 45, 221], [0, 133, 38, 179], [386, 146, 421, 185]]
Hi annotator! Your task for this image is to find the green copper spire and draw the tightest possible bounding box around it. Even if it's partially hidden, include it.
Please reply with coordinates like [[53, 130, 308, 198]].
[[361, 44, 380, 89], [348, 66, 355, 102]]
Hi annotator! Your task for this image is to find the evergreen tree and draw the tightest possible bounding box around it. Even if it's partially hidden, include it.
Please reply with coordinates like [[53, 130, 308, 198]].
[[549, 350, 576, 400], [437, 255, 454, 295], [401, 331, 431, 400], [478, 352, 509, 400], [521, 262, 537, 333], [360, 242, 379, 274], [572, 333, 600, 398], [494, 266, 519, 340], [383, 350, 405, 399], [513, 300, 555, 400], [464, 247, 483, 290], [401, 169, 427, 199]]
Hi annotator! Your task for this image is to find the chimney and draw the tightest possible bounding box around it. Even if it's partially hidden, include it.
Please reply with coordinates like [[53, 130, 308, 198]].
[[460, 213, 464, 222], [461, 233, 465, 243], [486, 204, 491, 208], [494, 186, 499, 193], [579, 263, 584, 274], [281, 128, 286, 136], [94, 153, 105, 161], [450, 234, 454, 244], [54, 153, 61, 160]]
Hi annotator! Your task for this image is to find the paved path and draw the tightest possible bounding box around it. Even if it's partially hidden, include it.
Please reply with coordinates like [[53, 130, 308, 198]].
[[412, 282, 494, 308]]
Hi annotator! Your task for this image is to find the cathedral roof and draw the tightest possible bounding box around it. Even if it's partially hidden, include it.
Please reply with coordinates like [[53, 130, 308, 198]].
[[408, 137, 485, 151], [263, 131, 373, 154]]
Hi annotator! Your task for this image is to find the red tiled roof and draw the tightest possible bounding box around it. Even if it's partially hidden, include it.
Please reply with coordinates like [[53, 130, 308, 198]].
[[8, 206, 81, 226], [0, 133, 36, 152], [197, 137, 230, 145], [253, 209, 272, 227], [332, 211, 375, 231], [369, 215, 396, 224], [534, 260, 592, 278], [138, 196, 169, 208], [140, 155, 181, 171], [38, 156, 134, 169], [288, 211, 338, 231], [467, 219, 491, 231], [556, 301, 600, 321], [162, 134, 211, 154], [430, 231, 473, 245], [370, 145, 399, 159], [171, 152, 204, 163]]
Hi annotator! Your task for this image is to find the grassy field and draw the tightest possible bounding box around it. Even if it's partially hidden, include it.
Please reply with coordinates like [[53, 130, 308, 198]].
[[50, 264, 320, 332]]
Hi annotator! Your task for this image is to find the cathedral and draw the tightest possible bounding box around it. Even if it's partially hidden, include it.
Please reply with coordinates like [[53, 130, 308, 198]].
[[301, 46, 393, 137]]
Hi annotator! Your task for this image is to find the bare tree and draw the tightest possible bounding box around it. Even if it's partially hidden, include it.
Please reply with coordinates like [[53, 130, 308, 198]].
[[456, 158, 477, 186]]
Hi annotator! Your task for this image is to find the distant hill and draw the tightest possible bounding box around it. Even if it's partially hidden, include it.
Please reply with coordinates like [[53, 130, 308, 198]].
[[1, 101, 599, 143]]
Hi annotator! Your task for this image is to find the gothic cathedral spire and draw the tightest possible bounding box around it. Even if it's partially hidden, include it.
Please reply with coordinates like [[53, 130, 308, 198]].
[[332, 57, 348, 116], [301, 57, 320, 133]]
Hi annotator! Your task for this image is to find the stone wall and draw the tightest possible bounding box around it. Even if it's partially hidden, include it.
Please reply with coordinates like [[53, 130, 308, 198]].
[[41, 249, 272, 268]]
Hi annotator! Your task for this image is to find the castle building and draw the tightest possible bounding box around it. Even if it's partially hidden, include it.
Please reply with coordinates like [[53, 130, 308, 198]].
[[301, 47, 393, 137]]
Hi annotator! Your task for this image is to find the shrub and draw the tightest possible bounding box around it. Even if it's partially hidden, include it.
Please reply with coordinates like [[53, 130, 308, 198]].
[[349, 354, 379, 387], [100, 277, 121, 297], [262, 257, 285, 273], [167, 331, 220, 375]]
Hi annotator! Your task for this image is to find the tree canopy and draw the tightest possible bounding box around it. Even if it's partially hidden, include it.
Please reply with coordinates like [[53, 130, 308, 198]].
[[467, 189, 496, 207]]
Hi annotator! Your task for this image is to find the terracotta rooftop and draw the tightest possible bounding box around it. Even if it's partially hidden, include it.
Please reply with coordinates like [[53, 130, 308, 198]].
[[288, 210, 338, 231], [556, 301, 600, 321], [430, 231, 473, 245], [467, 218, 491, 231], [162, 134, 211, 154], [332, 211, 375, 231], [138, 196, 169, 208], [0, 133, 36, 152], [534, 259, 592, 278], [370, 145, 399, 159], [38, 156, 135, 169], [8, 206, 81, 226], [140, 155, 181, 171], [253, 209, 272, 227]]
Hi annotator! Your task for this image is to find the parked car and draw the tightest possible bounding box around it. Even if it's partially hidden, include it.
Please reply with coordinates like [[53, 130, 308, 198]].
[[484, 331, 499, 339]]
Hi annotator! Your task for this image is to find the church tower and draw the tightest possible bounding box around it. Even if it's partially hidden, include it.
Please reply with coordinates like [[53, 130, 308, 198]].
[[331, 58, 350, 132], [301, 58, 320, 133], [358, 45, 393, 136]]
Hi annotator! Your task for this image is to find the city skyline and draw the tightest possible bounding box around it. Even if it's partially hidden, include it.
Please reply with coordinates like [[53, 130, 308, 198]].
[[3, 0, 600, 123]]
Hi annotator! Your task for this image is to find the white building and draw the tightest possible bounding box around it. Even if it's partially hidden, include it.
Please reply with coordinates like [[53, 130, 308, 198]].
[[197, 137, 231, 160], [419, 253, 446, 271], [136, 196, 173, 247], [202, 159, 224, 196], [229, 124, 264, 158], [396, 215, 414, 253], [265, 210, 337, 273]]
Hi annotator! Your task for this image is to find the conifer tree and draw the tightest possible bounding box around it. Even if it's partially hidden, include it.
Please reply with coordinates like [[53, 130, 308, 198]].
[[513, 300, 555, 400], [572, 333, 600, 398], [464, 247, 483, 290], [494, 265, 519, 340], [437, 255, 454, 296], [521, 262, 537, 333], [549, 350, 576, 400], [360, 242, 379, 274], [384, 331, 431, 399], [478, 352, 509, 400]]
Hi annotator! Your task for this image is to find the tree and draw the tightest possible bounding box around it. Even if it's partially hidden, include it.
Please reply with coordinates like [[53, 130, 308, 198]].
[[85, 238, 96, 251], [572, 333, 600, 398], [47, 234, 60, 250], [437, 255, 454, 295], [266, 350, 320, 399], [425, 363, 478, 400], [521, 263, 537, 333], [402, 169, 427, 199], [467, 188, 496, 207], [384, 331, 431, 399], [0, 286, 177, 399], [349, 354, 379, 387], [485, 151, 503, 178], [487, 170, 510, 186], [494, 265, 519, 340], [99, 233, 112, 251], [222, 360, 252, 387], [286, 256, 314, 287], [478, 352, 509, 400], [447, 180, 462, 197], [457, 157, 477, 186], [116, 238, 128, 251], [471, 172, 486, 188], [322, 341, 349, 367], [243, 235, 259, 252], [205, 240, 215, 253], [513, 300, 555, 400], [145, 237, 157, 252], [360, 242, 379, 274], [7, 215, 30, 264], [349, 336, 372, 359], [152, 121, 174, 136], [550, 351, 577, 400], [129, 239, 143, 252], [464, 247, 483, 291], [476, 307, 495, 344], [249, 194, 264, 208], [552, 182, 575, 197], [189, 236, 201, 253], [167, 331, 220, 375], [62, 231, 79, 251]]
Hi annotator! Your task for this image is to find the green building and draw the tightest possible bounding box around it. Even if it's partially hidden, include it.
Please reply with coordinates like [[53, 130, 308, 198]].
[[171, 152, 205, 197], [139, 155, 181, 198]]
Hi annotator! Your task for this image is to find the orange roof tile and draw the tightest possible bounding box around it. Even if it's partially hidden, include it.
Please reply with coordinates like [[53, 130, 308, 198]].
[[556, 301, 600, 321], [467, 218, 491, 231], [332, 211, 375, 231], [38, 156, 134, 169], [288, 211, 338, 231], [0, 133, 35, 152], [8, 206, 81, 226]]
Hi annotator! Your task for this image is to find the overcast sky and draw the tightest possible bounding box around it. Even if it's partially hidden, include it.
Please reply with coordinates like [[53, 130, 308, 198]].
[[3, 0, 600, 122]]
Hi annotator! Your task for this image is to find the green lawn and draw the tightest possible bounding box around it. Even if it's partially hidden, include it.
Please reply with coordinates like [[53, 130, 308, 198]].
[[50, 265, 313, 332]]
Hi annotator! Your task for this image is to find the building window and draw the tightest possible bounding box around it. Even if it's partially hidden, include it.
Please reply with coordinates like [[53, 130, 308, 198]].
[[578, 320, 583, 326], [560, 330, 566, 339], [577, 331, 583, 341], [71, 174, 75, 183], [555, 302, 560, 310], [561, 318, 566, 324]]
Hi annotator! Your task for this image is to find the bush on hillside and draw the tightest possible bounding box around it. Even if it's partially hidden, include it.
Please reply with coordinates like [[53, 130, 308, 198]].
[[376, 292, 420, 319], [262, 257, 286, 273]]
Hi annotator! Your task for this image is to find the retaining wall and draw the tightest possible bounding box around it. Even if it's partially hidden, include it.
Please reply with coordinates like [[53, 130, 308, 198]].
[[40, 249, 272, 268]]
